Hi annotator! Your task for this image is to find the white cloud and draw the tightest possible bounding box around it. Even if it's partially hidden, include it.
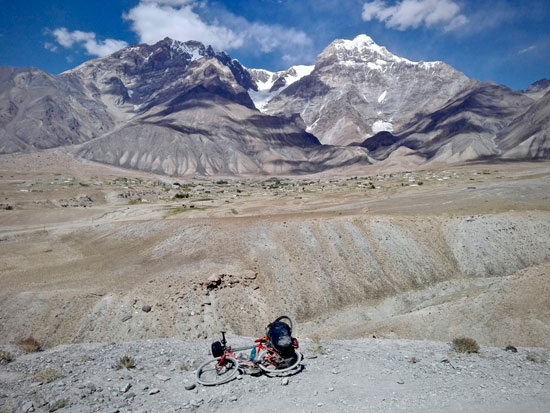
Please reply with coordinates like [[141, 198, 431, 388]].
[[123, 1, 312, 59], [123, 1, 243, 50], [518, 45, 536, 55], [51, 28, 128, 57], [44, 42, 58, 52], [362, 0, 468, 31]]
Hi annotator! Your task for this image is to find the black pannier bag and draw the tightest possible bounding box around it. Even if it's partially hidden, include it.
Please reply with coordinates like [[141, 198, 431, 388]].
[[211, 340, 223, 358], [266, 316, 294, 357]]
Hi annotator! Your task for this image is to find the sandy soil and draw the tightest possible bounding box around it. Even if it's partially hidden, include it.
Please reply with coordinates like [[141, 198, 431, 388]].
[[1, 150, 549, 349]]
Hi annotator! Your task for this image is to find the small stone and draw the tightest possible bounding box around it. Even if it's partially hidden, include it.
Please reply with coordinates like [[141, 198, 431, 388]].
[[397, 380, 405, 385], [121, 315, 132, 322], [317, 403, 324, 407], [149, 388, 160, 395], [142, 305, 151, 313], [331, 369, 339, 374], [124, 392, 136, 399], [121, 383, 132, 393], [505, 345, 518, 353], [229, 395, 238, 402], [304, 355, 318, 359], [328, 387, 334, 392], [155, 374, 170, 382], [22, 401, 34, 412], [185, 383, 196, 391], [281, 377, 289, 386]]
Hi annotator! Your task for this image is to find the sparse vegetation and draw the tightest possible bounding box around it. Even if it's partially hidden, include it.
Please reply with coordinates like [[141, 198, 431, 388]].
[[526, 352, 546, 363], [18, 336, 41, 353], [164, 206, 189, 217], [0, 350, 14, 364], [34, 368, 63, 383], [409, 356, 420, 364], [173, 193, 190, 199], [115, 355, 136, 370], [452, 337, 480, 353], [308, 336, 328, 355], [128, 198, 142, 205]]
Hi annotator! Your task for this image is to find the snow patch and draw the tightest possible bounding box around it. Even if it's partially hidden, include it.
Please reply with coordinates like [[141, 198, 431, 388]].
[[367, 62, 383, 71], [334, 34, 442, 68], [249, 65, 313, 111], [378, 90, 387, 104], [372, 120, 393, 133], [170, 39, 204, 62]]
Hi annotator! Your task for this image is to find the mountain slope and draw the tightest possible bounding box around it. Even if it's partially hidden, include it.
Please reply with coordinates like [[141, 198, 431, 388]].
[[361, 82, 535, 163], [0, 66, 114, 153], [75, 57, 370, 175], [1, 38, 373, 175], [261, 34, 473, 146], [496, 90, 550, 159]]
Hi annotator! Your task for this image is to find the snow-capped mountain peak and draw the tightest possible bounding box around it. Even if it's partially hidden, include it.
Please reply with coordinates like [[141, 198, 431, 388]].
[[248, 65, 314, 111], [321, 34, 443, 69]]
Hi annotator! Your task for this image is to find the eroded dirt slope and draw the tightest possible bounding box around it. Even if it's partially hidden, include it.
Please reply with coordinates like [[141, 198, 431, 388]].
[[1, 152, 549, 347]]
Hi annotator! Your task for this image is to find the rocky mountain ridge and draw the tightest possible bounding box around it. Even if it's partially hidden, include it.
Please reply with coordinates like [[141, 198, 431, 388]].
[[260, 34, 474, 147], [0, 35, 548, 175]]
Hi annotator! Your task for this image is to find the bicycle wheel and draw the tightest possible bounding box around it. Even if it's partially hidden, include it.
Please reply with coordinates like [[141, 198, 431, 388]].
[[195, 356, 239, 386], [258, 349, 302, 374]]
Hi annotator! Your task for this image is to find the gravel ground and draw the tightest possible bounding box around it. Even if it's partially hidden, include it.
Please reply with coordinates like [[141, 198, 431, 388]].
[[1, 337, 549, 413]]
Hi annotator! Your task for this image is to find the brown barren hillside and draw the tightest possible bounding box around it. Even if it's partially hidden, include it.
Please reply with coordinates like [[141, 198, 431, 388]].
[[0, 150, 549, 348]]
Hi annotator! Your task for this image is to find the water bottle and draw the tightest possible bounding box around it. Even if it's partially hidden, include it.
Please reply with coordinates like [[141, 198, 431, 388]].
[[249, 346, 257, 362]]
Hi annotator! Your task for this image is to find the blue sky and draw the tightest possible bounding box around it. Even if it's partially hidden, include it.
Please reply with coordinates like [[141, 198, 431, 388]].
[[0, 0, 548, 90]]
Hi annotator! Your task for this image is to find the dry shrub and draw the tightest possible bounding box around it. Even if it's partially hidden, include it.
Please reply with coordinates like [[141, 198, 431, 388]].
[[409, 356, 420, 364], [526, 352, 546, 363], [18, 337, 41, 353], [34, 368, 63, 384], [115, 355, 136, 370], [308, 336, 328, 356], [0, 350, 14, 364], [452, 337, 480, 353]]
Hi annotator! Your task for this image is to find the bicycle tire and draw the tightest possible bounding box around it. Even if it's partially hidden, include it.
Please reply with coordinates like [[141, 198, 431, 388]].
[[195, 356, 239, 386], [258, 349, 302, 374]]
